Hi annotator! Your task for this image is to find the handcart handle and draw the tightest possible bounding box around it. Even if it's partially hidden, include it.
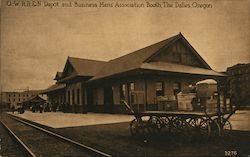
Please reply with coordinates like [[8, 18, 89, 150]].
[[121, 100, 135, 114], [224, 105, 239, 122], [203, 108, 214, 121]]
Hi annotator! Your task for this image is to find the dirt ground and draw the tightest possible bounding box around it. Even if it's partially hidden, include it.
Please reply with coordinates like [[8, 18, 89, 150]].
[[53, 122, 250, 157], [8, 111, 250, 156]]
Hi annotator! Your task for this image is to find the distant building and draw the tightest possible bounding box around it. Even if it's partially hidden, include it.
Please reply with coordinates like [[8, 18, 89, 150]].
[[22, 95, 46, 110], [1, 90, 43, 108], [0, 93, 10, 111], [227, 63, 250, 106], [43, 33, 225, 113]]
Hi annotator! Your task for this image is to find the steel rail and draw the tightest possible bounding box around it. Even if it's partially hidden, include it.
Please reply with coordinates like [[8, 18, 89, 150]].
[[0, 120, 36, 157], [9, 114, 112, 157]]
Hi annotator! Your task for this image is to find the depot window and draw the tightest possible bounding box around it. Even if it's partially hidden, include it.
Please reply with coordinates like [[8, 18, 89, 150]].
[[67, 91, 70, 104], [173, 82, 181, 96], [156, 81, 164, 96], [128, 82, 135, 104], [72, 89, 75, 105], [129, 82, 135, 91], [77, 89, 80, 104], [120, 84, 126, 100]]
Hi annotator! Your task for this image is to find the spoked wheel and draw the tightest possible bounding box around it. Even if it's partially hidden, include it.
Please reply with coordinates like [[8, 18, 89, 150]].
[[171, 117, 190, 134], [209, 119, 221, 137], [130, 119, 145, 137], [187, 118, 201, 136], [222, 119, 232, 132], [214, 117, 232, 136], [159, 116, 171, 133], [222, 119, 232, 137], [188, 118, 203, 129], [148, 116, 162, 134], [198, 118, 211, 137], [188, 118, 211, 137]]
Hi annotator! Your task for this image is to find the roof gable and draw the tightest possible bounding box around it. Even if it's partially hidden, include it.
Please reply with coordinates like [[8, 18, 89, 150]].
[[23, 95, 46, 103], [145, 33, 211, 69], [90, 34, 179, 81], [61, 57, 107, 79], [54, 72, 63, 80], [57, 33, 219, 82], [62, 59, 77, 78]]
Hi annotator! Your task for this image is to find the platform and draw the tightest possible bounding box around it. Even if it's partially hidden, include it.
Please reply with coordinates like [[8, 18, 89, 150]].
[[229, 110, 250, 131], [8, 110, 250, 131], [9, 111, 134, 128]]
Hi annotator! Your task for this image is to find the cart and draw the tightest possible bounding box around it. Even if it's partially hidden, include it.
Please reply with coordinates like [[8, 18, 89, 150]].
[[122, 79, 238, 138], [121, 100, 237, 138]]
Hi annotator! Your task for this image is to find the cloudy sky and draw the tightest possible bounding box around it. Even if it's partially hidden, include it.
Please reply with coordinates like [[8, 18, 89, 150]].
[[1, 0, 249, 91]]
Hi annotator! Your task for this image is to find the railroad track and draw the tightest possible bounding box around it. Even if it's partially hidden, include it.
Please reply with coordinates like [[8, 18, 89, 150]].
[[1, 114, 112, 157], [0, 120, 28, 157]]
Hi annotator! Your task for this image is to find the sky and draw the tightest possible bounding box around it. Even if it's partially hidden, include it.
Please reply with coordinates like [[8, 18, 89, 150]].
[[1, 0, 250, 91]]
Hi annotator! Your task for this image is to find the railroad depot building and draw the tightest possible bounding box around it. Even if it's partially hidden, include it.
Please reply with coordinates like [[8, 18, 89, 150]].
[[43, 33, 225, 113]]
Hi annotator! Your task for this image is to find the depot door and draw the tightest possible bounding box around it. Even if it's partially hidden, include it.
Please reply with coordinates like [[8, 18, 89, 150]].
[[86, 88, 93, 112], [104, 86, 114, 113]]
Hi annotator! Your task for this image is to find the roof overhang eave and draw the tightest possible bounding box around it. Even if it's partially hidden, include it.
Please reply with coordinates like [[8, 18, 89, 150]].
[[41, 87, 65, 94], [88, 68, 141, 82], [140, 67, 226, 77]]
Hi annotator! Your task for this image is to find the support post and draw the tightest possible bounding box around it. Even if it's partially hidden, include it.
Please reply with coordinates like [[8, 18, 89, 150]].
[[144, 76, 148, 110]]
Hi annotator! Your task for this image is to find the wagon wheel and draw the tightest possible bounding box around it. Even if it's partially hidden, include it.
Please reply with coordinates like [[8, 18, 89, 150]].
[[214, 117, 232, 136], [179, 118, 192, 134], [222, 119, 232, 131], [188, 118, 200, 128], [169, 116, 181, 133], [169, 116, 179, 133], [130, 119, 145, 137], [209, 119, 221, 137], [171, 117, 189, 134], [159, 116, 171, 133], [222, 119, 232, 137], [198, 118, 211, 137], [187, 118, 200, 136], [148, 116, 162, 134]]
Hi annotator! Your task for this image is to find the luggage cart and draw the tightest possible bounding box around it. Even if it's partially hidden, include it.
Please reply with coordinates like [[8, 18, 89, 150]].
[[121, 100, 236, 138]]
